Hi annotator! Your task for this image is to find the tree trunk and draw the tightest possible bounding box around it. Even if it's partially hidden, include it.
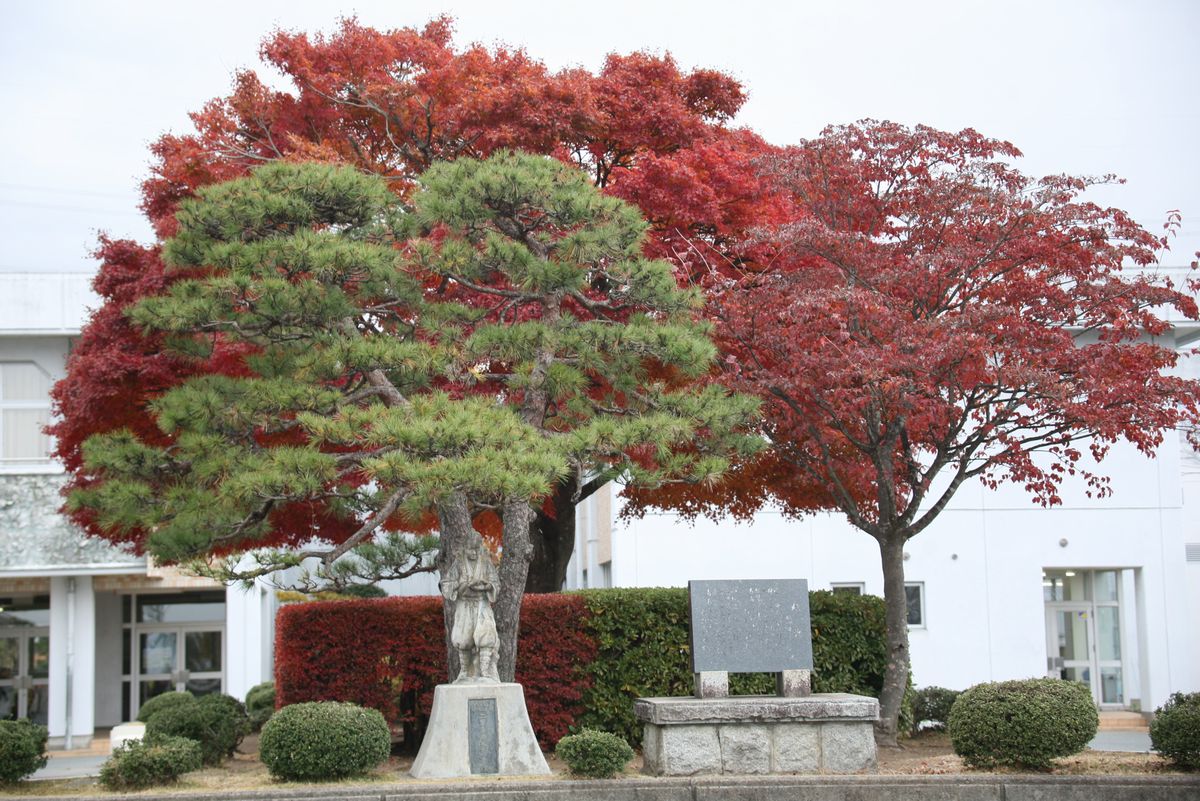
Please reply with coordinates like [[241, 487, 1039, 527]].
[[435, 493, 473, 683], [876, 533, 910, 747], [525, 477, 578, 593], [495, 496, 536, 682]]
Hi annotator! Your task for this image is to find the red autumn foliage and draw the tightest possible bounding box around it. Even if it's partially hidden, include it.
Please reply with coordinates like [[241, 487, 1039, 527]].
[[273, 593, 594, 747], [56, 17, 782, 562]]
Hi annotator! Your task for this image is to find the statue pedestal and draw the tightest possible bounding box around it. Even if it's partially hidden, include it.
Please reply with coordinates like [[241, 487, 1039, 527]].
[[410, 682, 550, 779]]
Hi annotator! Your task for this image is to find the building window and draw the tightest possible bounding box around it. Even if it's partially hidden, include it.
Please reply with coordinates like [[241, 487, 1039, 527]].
[[0, 363, 52, 464], [905, 583, 925, 628], [831, 583, 865, 595]]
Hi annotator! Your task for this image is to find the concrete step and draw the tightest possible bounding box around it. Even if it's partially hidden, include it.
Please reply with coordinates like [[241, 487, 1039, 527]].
[[1098, 710, 1149, 731]]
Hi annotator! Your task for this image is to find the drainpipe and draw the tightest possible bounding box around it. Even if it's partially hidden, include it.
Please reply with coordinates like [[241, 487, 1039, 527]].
[[65, 577, 75, 750]]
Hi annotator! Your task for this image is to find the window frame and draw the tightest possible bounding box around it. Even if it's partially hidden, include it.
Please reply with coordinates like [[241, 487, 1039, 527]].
[[0, 362, 54, 466], [905, 582, 926, 629], [830, 582, 865, 595]]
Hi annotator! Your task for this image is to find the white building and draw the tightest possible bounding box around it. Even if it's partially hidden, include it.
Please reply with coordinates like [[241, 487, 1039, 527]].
[[0, 273, 274, 748], [2, 269, 1197, 750]]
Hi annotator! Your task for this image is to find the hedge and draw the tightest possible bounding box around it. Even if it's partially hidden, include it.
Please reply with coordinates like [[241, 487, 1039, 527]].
[[259, 702, 391, 781], [275, 587, 899, 748]]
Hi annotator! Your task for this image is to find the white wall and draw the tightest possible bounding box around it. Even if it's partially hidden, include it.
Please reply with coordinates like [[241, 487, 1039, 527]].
[[612, 433, 1199, 709]]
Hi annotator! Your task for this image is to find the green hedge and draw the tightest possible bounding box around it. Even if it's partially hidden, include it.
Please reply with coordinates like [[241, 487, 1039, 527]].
[[574, 588, 908, 745], [555, 728, 634, 778], [0, 719, 48, 784], [144, 694, 245, 766], [259, 702, 391, 781], [1150, 691, 1200, 770], [948, 678, 1098, 769], [99, 736, 202, 790], [245, 681, 276, 732]]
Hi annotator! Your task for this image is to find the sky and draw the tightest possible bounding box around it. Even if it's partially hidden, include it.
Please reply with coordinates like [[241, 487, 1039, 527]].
[[1, 0, 1197, 274]]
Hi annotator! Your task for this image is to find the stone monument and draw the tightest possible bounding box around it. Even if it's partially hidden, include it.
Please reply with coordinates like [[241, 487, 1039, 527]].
[[635, 579, 879, 775], [409, 533, 550, 778]]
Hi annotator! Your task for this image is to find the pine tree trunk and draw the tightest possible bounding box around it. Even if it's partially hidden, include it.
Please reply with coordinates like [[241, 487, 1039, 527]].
[[435, 493, 473, 683], [495, 496, 536, 682], [876, 533, 910, 747], [525, 478, 578, 593]]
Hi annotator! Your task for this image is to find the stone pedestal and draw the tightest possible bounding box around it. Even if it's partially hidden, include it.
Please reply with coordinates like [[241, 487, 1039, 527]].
[[109, 721, 145, 752], [635, 693, 878, 776], [410, 682, 550, 779]]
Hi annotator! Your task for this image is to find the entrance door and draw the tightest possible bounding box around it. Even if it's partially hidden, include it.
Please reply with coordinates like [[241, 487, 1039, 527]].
[[1043, 569, 1125, 707], [0, 628, 50, 725], [136, 628, 223, 711]]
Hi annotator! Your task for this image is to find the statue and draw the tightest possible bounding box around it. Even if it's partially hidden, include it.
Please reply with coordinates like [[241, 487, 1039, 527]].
[[439, 532, 500, 683]]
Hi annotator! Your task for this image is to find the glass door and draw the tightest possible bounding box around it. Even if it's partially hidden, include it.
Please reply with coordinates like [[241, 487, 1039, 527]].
[[1043, 569, 1125, 708], [135, 628, 224, 712], [0, 628, 50, 725]]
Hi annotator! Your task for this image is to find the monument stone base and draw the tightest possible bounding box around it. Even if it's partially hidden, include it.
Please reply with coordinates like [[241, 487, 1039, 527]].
[[410, 682, 550, 779], [635, 693, 878, 776]]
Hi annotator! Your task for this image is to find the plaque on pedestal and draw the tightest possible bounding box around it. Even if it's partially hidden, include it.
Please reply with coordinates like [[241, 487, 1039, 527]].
[[410, 682, 550, 779]]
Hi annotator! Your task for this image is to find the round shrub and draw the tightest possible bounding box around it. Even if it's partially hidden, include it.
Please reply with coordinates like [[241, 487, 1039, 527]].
[[0, 719, 48, 783], [912, 686, 961, 734], [245, 681, 276, 731], [144, 694, 243, 765], [259, 702, 391, 781], [948, 678, 1098, 770], [137, 690, 195, 723], [99, 736, 202, 790], [555, 728, 634, 778], [199, 692, 250, 745], [1150, 691, 1200, 770]]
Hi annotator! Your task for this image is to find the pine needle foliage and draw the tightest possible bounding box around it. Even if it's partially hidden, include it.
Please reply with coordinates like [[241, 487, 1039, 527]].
[[71, 155, 757, 596]]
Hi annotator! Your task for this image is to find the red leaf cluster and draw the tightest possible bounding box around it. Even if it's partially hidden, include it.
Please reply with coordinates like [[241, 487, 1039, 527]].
[[273, 593, 594, 747]]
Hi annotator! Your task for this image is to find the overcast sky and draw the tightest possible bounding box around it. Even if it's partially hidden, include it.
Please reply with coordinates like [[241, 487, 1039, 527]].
[[2, 0, 1197, 274]]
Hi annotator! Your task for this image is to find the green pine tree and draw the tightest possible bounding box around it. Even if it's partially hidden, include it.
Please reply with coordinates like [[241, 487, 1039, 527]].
[[74, 154, 759, 681]]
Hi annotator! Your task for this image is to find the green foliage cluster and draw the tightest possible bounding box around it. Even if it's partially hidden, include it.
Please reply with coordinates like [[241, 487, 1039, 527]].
[[143, 693, 248, 766], [0, 719, 48, 784], [245, 681, 277, 731], [574, 588, 905, 745], [72, 154, 756, 594], [1150, 692, 1200, 770], [912, 686, 961, 734], [555, 728, 634, 778], [99, 736, 202, 790], [258, 701, 391, 781], [948, 678, 1098, 769], [136, 690, 195, 722]]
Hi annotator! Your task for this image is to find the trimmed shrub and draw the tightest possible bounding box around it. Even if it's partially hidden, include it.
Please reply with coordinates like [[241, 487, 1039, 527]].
[[555, 728, 634, 778], [259, 701, 391, 781], [912, 686, 961, 733], [136, 690, 194, 723], [948, 678, 1098, 769], [1150, 691, 1200, 770], [99, 736, 202, 790], [246, 681, 276, 731], [274, 588, 901, 749], [200, 692, 250, 746], [0, 719, 48, 784], [144, 693, 243, 765]]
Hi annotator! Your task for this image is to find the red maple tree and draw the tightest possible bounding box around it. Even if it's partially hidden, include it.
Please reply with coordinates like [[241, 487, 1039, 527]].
[[658, 120, 1200, 742], [51, 17, 786, 589]]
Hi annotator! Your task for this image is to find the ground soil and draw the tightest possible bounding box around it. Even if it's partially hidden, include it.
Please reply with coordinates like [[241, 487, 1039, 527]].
[[3, 730, 1187, 797]]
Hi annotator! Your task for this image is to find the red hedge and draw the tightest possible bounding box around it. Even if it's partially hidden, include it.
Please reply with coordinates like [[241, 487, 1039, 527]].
[[274, 594, 595, 747]]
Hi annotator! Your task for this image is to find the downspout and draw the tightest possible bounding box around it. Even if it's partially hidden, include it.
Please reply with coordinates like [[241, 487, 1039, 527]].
[[65, 577, 75, 750]]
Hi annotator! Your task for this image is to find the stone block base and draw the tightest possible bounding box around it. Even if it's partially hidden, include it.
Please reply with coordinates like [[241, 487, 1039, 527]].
[[109, 721, 145, 751], [410, 682, 550, 779], [635, 693, 878, 776]]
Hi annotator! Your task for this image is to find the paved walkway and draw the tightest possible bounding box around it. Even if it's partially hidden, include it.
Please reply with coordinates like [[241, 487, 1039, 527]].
[[1088, 729, 1153, 752]]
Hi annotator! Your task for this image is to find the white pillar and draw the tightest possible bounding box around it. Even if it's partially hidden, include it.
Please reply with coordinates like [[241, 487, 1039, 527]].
[[48, 575, 95, 749], [224, 583, 274, 702]]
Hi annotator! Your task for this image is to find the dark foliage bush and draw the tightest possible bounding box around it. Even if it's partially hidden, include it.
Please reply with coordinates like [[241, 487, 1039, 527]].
[[275, 588, 901, 749], [0, 719, 48, 783], [245, 681, 276, 731], [259, 701, 391, 781], [1150, 691, 1200, 770], [555, 728, 634, 778], [948, 678, 1098, 769], [136, 690, 194, 723], [99, 736, 202, 790], [912, 686, 961, 733], [144, 693, 244, 765], [339, 584, 387, 599]]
